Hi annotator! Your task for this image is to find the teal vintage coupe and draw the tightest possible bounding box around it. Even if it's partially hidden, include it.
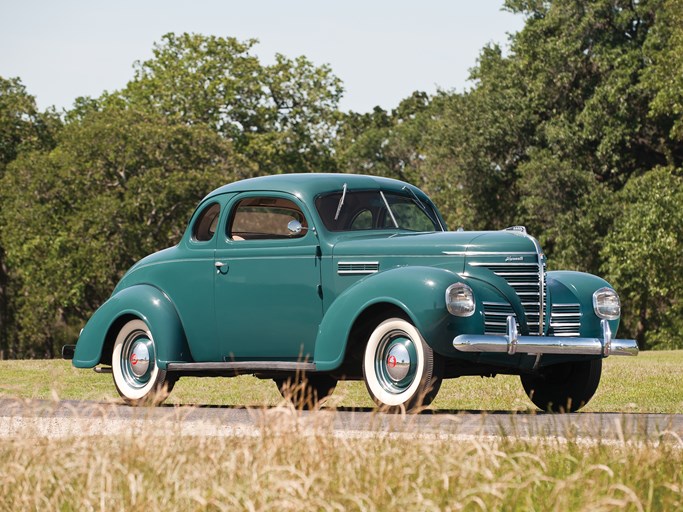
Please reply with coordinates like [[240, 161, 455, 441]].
[[64, 174, 638, 412]]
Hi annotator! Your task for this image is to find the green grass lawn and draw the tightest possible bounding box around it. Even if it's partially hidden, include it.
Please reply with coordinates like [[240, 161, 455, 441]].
[[1, 353, 682, 510], [1, 350, 681, 413]]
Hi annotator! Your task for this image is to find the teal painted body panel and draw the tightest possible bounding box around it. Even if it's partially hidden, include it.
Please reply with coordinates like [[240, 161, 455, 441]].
[[546, 270, 620, 337], [314, 266, 461, 370], [72, 173, 631, 380], [72, 284, 191, 369]]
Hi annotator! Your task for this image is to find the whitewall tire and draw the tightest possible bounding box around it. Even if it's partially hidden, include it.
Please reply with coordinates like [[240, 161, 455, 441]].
[[111, 319, 174, 405], [362, 317, 443, 412]]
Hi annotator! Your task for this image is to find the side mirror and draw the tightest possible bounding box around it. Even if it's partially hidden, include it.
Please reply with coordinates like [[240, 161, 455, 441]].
[[287, 219, 305, 235]]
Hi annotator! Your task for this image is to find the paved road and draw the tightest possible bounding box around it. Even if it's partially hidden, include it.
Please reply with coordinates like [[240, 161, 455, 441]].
[[1, 398, 681, 442]]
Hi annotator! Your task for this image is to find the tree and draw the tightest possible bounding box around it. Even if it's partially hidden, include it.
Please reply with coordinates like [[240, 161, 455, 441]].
[[420, 46, 536, 231], [336, 92, 431, 183], [119, 33, 344, 174], [0, 105, 249, 357], [0, 77, 60, 357], [642, 0, 683, 145], [401, 0, 683, 343], [602, 168, 683, 349]]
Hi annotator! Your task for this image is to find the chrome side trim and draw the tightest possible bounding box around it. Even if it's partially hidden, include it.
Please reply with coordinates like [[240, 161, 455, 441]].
[[453, 315, 638, 357], [167, 361, 317, 372]]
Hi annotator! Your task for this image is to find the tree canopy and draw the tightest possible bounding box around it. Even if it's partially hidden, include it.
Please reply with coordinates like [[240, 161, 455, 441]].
[[119, 33, 343, 174], [1, 1, 683, 356]]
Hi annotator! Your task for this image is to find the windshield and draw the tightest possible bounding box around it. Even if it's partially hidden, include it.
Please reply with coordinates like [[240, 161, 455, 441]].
[[315, 190, 443, 232]]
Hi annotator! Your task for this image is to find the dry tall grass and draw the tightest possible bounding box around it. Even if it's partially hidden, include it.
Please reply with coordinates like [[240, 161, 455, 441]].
[[1, 405, 681, 511]]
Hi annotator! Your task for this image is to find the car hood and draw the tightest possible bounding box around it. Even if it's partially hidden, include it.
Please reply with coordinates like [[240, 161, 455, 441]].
[[330, 230, 540, 259]]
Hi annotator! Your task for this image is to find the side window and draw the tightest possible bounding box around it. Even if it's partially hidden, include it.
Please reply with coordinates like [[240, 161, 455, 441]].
[[192, 203, 221, 242], [228, 197, 308, 241]]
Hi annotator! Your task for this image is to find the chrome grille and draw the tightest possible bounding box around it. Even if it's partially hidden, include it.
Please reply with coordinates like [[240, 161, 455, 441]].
[[550, 303, 581, 337], [483, 302, 516, 335], [472, 262, 545, 335]]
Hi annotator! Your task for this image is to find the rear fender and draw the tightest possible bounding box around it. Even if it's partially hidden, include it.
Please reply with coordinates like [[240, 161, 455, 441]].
[[72, 284, 192, 369]]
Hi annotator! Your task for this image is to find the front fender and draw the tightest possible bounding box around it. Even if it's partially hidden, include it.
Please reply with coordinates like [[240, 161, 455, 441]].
[[547, 271, 621, 337], [72, 284, 192, 369], [314, 266, 462, 371]]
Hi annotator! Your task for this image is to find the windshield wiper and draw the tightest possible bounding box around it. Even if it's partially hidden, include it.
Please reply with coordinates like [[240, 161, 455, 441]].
[[402, 186, 444, 231], [334, 183, 347, 221], [380, 191, 399, 228]]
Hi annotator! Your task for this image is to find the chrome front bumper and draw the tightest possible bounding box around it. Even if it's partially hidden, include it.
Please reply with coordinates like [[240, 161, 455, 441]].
[[453, 317, 638, 357]]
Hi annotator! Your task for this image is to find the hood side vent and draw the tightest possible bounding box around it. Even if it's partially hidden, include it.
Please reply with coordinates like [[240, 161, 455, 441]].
[[338, 261, 379, 275]]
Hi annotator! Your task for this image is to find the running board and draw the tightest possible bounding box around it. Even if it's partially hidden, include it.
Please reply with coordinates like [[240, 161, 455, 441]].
[[166, 361, 317, 372]]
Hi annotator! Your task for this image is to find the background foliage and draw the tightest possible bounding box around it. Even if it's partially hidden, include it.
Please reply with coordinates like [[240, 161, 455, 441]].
[[1, 0, 682, 357]]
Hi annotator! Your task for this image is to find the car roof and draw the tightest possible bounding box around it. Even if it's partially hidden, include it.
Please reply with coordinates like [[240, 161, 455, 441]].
[[204, 173, 422, 202]]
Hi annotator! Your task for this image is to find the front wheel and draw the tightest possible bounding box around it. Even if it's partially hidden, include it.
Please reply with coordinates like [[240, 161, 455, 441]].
[[362, 317, 443, 412], [111, 319, 175, 406], [521, 358, 602, 413]]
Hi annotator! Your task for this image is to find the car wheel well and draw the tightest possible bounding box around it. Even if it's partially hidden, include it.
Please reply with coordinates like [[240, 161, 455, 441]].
[[100, 314, 139, 366], [341, 303, 410, 377]]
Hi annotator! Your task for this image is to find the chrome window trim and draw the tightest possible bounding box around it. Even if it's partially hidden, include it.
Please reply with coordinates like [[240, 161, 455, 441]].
[[446, 251, 538, 256]]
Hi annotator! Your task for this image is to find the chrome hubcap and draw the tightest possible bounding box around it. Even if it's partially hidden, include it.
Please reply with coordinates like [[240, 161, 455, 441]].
[[375, 330, 418, 394], [130, 340, 150, 378], [121, 329, 155, 389], [385, 343, 411, 381]]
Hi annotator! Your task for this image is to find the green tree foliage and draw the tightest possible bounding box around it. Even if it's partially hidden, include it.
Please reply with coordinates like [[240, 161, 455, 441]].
[[411, 0, 682, 347], [421, 50, 536, 231], [335, 92, 431, 183], [602, 168, 683, 349], [119, 33, 343, 174], [643, 0, 683, 143], [0, 77, 61, 357], [3, 0, 683, 356], [0, 34, 342, 357], [0, 106, 247, 357], [0, 76, 59, 170]]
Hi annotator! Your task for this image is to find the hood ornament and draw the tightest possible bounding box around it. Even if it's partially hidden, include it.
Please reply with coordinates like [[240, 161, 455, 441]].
[[504, 226, 527, 234]]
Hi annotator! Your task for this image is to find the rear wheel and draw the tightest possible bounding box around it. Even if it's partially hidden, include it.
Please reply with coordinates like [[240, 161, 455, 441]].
[[362, 317, 443, 412], [521, 358, 602, 413], [111, 319, 175, 406], [274, 374, 337, 409]]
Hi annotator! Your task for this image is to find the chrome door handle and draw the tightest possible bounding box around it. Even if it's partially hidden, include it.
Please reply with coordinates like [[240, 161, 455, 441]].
[[215, 262, 227, 274]]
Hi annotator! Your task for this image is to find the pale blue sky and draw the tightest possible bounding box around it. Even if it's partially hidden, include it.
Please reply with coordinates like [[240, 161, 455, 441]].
[[0, 1, 524, 113]]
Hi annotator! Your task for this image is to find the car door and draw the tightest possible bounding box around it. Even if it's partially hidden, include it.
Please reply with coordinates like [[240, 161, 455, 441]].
[[214, 193, 323, 361]]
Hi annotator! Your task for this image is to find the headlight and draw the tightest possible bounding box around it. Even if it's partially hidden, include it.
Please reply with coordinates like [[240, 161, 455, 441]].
[[446, 283, 475, 317], [593, 287, 621, 320]]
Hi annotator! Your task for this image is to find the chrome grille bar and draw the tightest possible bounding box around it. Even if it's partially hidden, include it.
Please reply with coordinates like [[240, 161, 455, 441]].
[[473, 259, 545, 335], [550, 303, 581, 337], [482, 301, 515, 335]]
